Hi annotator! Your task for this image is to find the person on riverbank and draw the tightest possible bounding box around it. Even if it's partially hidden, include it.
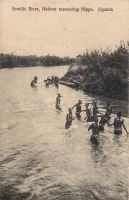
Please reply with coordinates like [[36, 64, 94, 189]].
[[105, 102, 112, 120], [82, 103, 92, 122], [72, 100, 82, 120], [65, 108, 75, 129], [88, 117, 100, 145], [109, 112, 129, 136], [56, 93, 62, 110]]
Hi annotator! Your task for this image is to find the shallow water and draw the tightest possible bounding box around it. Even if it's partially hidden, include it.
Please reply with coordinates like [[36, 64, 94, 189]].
[[0, 66, 129, 200]]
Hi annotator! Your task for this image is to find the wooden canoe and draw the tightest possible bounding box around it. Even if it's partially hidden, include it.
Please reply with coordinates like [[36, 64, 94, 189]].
[[59, 81, 79, 88]]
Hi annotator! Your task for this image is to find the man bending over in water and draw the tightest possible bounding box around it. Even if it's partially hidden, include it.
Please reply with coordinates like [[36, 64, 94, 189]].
[[72, 100, 82, 120], [110, 112, 129, 136], [65, 108, 75, 129], [56, 93, 62, 110], [88, 117, 100, 145]]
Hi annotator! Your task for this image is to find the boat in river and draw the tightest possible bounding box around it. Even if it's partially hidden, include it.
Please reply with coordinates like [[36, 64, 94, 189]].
[[44, 76, 80, 88], [59, 80, 80, 88]]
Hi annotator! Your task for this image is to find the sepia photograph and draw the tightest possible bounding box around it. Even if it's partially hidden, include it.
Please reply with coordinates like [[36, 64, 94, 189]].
[[0, 0, 129, 199]]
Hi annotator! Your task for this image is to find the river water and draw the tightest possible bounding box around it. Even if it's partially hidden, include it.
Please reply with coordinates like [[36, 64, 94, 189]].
[[0, 66, 129, 200]]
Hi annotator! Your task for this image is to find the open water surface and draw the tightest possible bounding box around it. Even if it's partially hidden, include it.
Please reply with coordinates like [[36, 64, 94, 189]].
[[0, 66, 129, 200]]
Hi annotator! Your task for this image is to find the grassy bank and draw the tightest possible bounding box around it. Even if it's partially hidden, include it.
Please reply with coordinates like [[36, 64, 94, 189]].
[[0, 54, 74, 68], [62, 42, 129, 100]]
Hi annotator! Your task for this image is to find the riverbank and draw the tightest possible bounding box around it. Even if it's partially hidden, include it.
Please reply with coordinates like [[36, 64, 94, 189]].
[[61, 42, 129, 101]]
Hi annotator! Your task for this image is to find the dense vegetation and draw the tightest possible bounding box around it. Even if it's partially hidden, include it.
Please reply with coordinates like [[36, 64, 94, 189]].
[[62, 42, 129, 100], [0, 54, 74, 68]]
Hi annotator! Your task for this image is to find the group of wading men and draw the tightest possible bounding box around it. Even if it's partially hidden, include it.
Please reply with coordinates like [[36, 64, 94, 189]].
[[30, 76, 128, 145], [31, 76, 59, 88], [45, 76, 59, 87], [56, 93, 129, 145]]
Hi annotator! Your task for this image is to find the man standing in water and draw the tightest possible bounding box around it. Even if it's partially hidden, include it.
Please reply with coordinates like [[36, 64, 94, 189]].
[[105, 102, 112, 120], [31, 76, 38, 87], [99, 114, 110, 132], [34, 76, 38, 83], [88, 117, 100, 145], [82, 103, 92, 122], [110, 112, 129, 136], [72, 100, 82, 120], [55, 76, 59, 88], [65, 108, 75, 129], [92, 101, 99, 121], [56, 93, 62, 110]]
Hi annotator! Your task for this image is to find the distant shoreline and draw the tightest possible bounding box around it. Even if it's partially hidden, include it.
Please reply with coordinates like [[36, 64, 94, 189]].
[[0, 65, 69, 69], [0, 54, 74, 69]]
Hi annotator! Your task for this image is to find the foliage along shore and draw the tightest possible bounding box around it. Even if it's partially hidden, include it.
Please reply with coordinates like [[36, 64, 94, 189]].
[[0, 54, 74, 68], [61, 42, 129, 101]]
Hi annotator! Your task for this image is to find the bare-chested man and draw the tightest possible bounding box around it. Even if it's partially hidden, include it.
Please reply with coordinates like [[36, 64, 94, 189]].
[[110, 112, 128, 136]]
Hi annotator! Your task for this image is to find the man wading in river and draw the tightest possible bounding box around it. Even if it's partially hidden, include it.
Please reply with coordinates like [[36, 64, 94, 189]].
[[56, 93, 62, 110], [105, 102, 112, 120], [72, 100, 82, 120], [65, 108, 75, 129], [31, 75, 38, 87], [110, 112, 129, 136], [99, 114, 110, 132], [88, 117, 100, 145], [82, 102, 92, 122], [92, 101, 99, 121]]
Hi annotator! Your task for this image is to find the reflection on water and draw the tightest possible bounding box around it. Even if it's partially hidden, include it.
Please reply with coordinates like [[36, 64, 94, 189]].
[[0, 66, 129, 200]]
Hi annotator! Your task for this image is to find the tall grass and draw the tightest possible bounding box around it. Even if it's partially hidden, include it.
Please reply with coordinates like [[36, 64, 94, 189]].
[[63, 42, 129, 100]]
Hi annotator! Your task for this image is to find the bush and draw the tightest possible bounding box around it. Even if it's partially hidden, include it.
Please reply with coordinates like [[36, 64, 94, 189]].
[[63, 42, 129, 100]]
